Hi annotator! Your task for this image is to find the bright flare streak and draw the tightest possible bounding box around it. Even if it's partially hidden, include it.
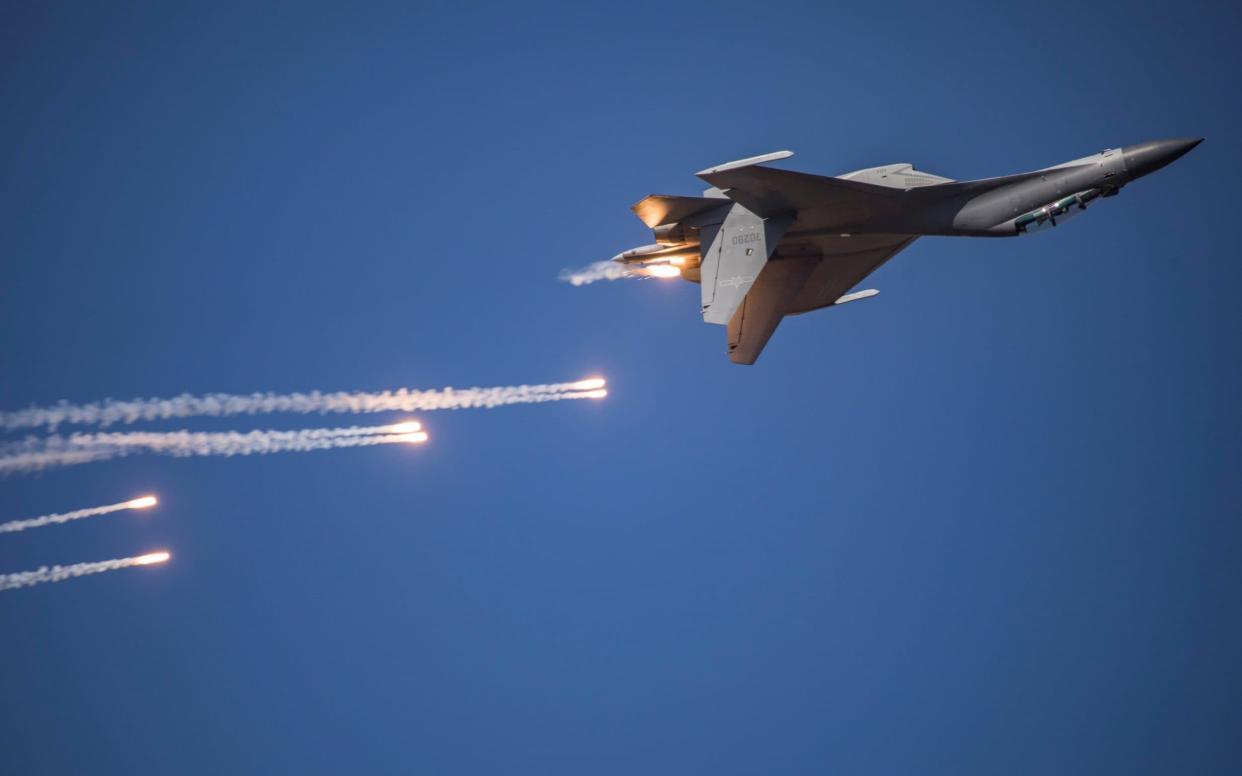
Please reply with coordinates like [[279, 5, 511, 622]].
[[1, 551, 172, 591], [386, 432, 429, 444], [0, 423, 437, 474], [647, 265, 681, 278], [670, 257, 685, 266], [1, 496, 158, 534], [386, 421, 422, 434], [570, 377, 606, 391], [566, 389, 607, 399], [1, 379, 612, 431]]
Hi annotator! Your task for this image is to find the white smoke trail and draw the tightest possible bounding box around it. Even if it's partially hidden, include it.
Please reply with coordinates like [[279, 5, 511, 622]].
[[0, 446, 116, 472], [0, 380, 607, 431], [559, 261, 634, 286], [1, 551, 169, 592], [0, 496, 156, 534], [0, 423, 430, 475]]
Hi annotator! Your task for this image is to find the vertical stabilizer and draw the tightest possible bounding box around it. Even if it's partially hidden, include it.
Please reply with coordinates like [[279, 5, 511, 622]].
[[699, 204, 792, 325]]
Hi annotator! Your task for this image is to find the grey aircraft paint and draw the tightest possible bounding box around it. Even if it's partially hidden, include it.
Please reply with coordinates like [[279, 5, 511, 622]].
[[611, 138, 1202, 364]]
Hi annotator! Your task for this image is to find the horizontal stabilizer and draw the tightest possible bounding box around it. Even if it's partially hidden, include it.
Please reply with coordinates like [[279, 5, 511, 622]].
[[726, 257, 818, 365], [631, 195, 729, 228]]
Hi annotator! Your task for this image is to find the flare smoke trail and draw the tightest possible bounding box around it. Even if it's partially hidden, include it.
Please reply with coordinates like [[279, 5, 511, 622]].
[[1, 551, 169, 592], [559, 261, 634, 286], [0, 379, 607, 431], [0, 495, 156, 534], [0, 422, 430, 474]]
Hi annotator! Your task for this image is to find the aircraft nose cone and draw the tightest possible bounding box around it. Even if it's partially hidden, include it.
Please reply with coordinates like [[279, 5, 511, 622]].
[[1122, 137, 1202, 179]]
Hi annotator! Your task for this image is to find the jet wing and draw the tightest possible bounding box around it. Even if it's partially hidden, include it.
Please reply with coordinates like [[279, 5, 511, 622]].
[[697, 164, 904, 220], [786, 235, 917, 315], [725, 234, 916, 364]]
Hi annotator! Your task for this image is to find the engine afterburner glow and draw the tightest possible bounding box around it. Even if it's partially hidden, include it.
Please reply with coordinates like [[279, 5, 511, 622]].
[[647, 265, 681, 278]]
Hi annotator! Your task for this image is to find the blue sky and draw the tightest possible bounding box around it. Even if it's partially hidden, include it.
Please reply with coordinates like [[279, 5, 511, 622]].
[[2, 2, 1239, 773]]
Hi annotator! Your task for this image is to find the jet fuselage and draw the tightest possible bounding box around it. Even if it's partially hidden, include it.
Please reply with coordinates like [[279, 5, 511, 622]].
[[780, 138, 1201, 240], [607, 138, 1201, 363]]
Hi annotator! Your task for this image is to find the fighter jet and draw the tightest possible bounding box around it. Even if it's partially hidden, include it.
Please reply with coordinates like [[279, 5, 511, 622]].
[[610, 138, 1202, 364]]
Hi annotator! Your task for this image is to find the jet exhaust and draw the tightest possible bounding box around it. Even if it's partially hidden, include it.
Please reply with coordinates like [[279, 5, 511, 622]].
[[559, 261, 635, 286]]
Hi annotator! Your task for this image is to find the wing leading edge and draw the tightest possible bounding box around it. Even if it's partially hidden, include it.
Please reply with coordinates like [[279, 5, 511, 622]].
[[698, 162, 904, 220]]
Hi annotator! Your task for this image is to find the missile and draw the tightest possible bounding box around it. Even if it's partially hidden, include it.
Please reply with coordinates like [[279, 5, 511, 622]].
[[610, 243, 700, 266], [833, 289, 879, 306]]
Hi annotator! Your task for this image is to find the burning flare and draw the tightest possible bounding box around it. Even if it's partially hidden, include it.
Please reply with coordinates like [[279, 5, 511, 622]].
[[385, 421, 422, 434], [1, 495, 160, 534], [0, 550, 172, 591], [1, 378, 609, 431], [384, 432, 429, 444], [0, 422, 433, 474], [134, 551, 170, 566]]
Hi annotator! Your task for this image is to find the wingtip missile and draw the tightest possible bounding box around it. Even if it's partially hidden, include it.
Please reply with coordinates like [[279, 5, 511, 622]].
[[834, 289, 879, 305], [696, 150, 795, 177]]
